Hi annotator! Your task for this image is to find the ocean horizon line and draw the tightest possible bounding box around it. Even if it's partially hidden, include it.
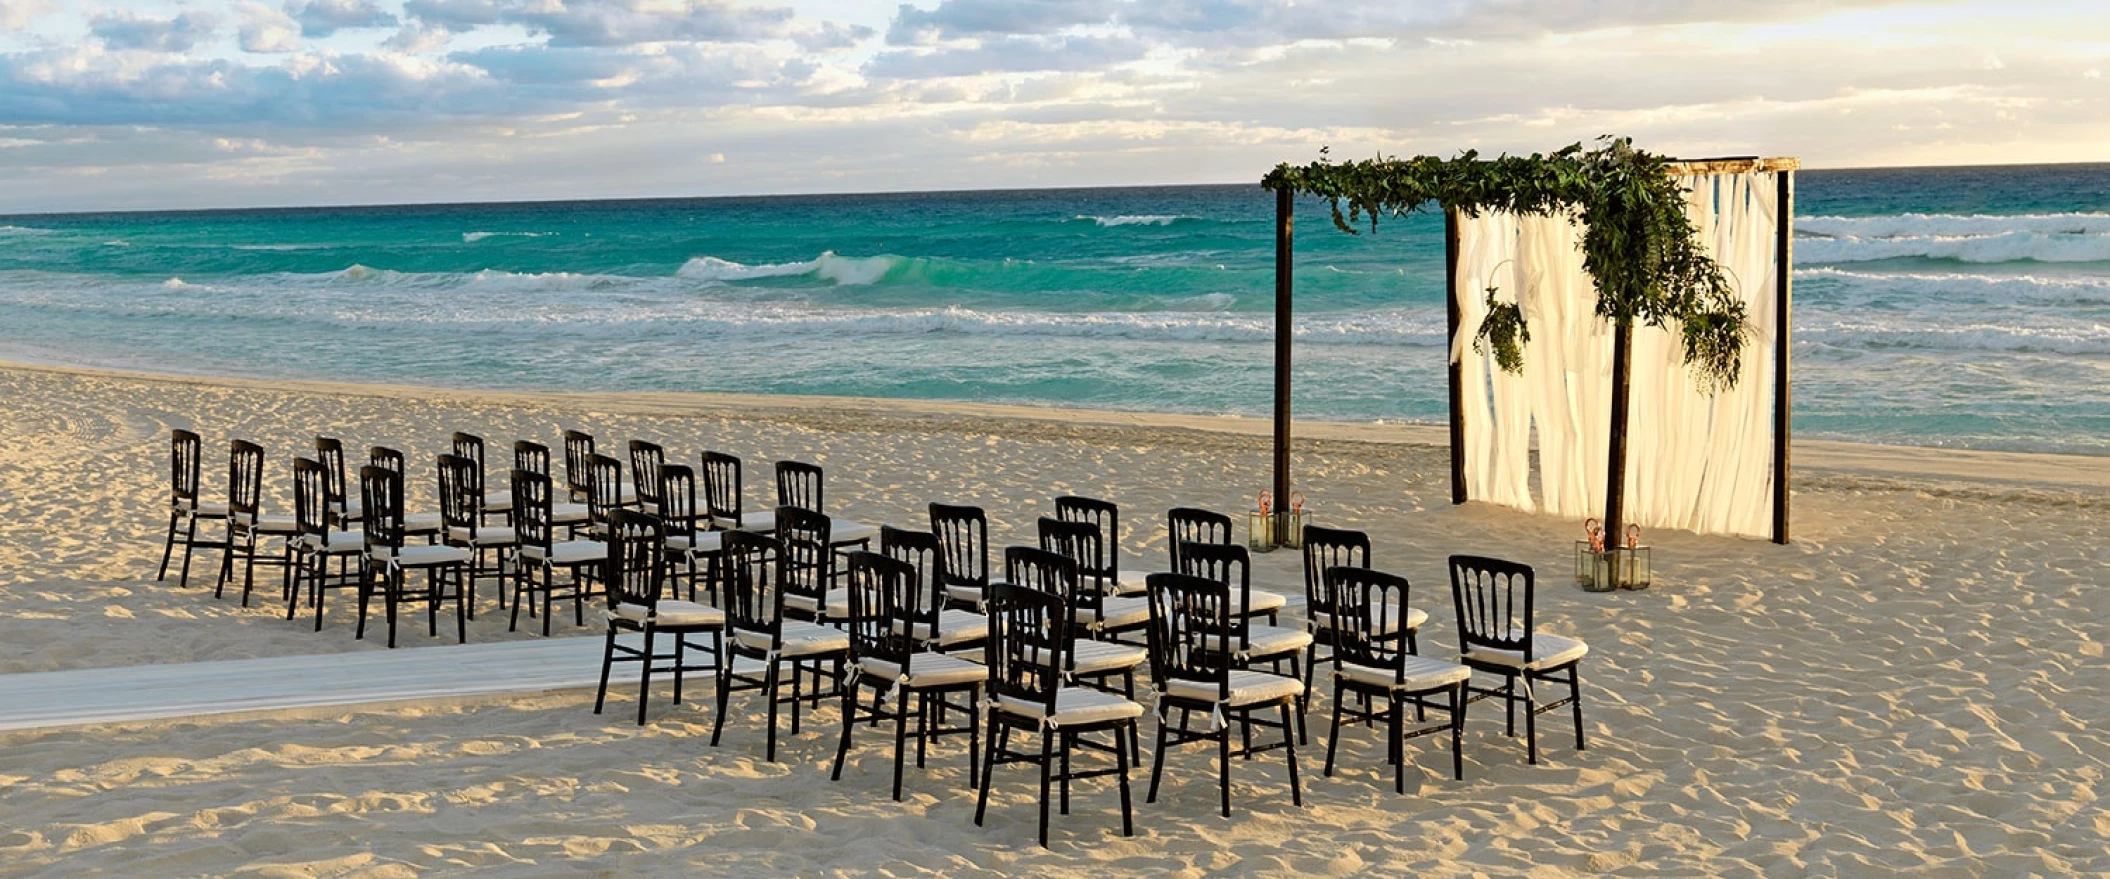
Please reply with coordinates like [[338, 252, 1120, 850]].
[[7, 159, 2109, 221]]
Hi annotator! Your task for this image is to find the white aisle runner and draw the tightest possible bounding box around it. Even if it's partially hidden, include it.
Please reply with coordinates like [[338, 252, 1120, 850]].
[[0, 636, 608, 733]]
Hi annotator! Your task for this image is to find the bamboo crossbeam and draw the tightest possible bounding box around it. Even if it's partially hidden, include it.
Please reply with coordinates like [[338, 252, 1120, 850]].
[[1666, 157, 1801, 174]]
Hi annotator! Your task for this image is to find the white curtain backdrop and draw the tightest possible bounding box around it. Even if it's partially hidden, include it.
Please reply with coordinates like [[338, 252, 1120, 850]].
[[1448, 172, 1782, 539]]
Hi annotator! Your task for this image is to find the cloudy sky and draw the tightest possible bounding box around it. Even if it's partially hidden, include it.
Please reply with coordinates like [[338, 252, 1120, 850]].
[[0, 0, 2104, 212]]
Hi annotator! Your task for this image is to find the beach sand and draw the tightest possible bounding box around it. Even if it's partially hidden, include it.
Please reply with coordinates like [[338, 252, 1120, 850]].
[[0, 361, 2104, 876]]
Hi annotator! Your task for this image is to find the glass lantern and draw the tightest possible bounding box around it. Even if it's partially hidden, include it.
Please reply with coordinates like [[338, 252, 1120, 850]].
[[1247, 511, 1276, 553]]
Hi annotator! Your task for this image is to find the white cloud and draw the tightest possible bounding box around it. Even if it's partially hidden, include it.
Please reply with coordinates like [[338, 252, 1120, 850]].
[[237, 2, 303, 53], [291, 0, 399, 37], [0, 0, 54, 31], [91, 11, 221, 52]]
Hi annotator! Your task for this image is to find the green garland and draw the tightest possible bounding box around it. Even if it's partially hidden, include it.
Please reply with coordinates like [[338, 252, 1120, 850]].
[[1263, 137, 1749, 391]]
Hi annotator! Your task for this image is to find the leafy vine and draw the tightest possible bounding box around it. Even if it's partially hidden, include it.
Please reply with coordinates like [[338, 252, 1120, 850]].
[[1263, 137, 1750, 390]]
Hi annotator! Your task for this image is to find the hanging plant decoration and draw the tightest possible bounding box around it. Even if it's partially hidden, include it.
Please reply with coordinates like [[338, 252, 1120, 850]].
[[1263, 137, 1750, 391], [1472, 287, 1530, 374]]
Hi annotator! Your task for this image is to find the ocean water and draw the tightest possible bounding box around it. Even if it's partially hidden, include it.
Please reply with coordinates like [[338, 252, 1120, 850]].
[[1, 163, 2105, 454]]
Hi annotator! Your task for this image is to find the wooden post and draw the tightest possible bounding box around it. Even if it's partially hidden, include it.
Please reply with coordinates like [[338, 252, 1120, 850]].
[[1604, 320, 1634, 545], [1772, 171, 1794, 544], [1273, 187, 1294, 539], [1446, 207, 1467, 505]]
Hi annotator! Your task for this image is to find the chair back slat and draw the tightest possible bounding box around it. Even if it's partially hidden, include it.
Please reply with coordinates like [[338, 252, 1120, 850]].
[[368, 446, 406, 479], [984, 581, 1067, 716], [1053, 496, 1119, 583], [293, 456, 329, 539], [358, 464, 406, 552], [514, 440, 551, 478], [604, 508, 666, 610], [316, 436, 350, 519], [880, 525, 945, 636], [1144, 572, 1233, 698], [1004, 545, 1077, 613], [845, 550, 917, 671], [170, 429, 204, 506], [1302, 525, 1371, 625], [586, 453, 624, 528], [436, 453, 482, 538], [775, 460, 824, 513], [700, 451, 744, 523], [1449, 554, 1535, 662], [774, 505, 833, 615], [1327, 566, 1413, 682], [1173, 540, 1254, 645], [561, 430, 596, 503], [929, 503, 988, 597], [450, 432, 486, 483], [511, 469, 555, 550], [1167, 507, 1232, 571], [629, 440, 666, 511], [721, 528, 781, 638], [227, 440, 265, 520], [1036, 517, 1105, 611], [657, 463, 701, 543]]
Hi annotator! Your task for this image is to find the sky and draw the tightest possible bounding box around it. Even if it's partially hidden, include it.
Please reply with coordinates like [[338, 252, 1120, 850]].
[[0, 0, 2104, 212]]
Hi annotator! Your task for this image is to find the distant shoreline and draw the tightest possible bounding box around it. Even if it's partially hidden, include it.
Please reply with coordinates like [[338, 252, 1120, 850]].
[[8, 358, 2103, 493]]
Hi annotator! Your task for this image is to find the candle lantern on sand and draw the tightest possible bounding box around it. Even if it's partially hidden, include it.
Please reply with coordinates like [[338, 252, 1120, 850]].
[[1576, 519, 1615, 592], [1276, 491, 1307, 550], [1248, 492, 1277, 553], [1610, 525, 1651, 590]]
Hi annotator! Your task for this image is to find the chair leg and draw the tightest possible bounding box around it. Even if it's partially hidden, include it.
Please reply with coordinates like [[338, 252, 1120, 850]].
[[636, 627, 656, 726], [1282, 703, 1302, 807], [974, 723, 999, 828], [1146, 713, 1170, 804], [892, 688, 910, 801], [764, 662, 782, 762], [1391, 696, 1405, 794], [1219, 715, 1233, 818], [830, 680, 857, 782], [1037, 730, 1054, 848], [594, 626, 617, 715], [1451, 683, 1467, 781], [967, 685, 982, 793], [1116, 723, 1134, 837], [710, 656, 731, 747], [157, 512, 181, 581], [1524, 675, 1539, 765], [453, 566, 468, 644], [177, 517, 201, 588], [1324, 683, 1344, 777], [1569, 665, 1587, 751], [354, 562, 372, 641]]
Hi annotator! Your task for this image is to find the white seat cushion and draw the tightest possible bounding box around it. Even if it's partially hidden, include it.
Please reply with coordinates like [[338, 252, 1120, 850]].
[[1337, 655, 1472, 691], [902, 609, 988, 647], [189, 500, 231, 517], [404, 512, 443, 533], [1309, 605, 1430, 637], [1205, 624, 1314, 661], [831, 520, 879, 545], [446, 525, 518, 547], [667, 531, 725, 555], [998, 687, 1143, 729], [1164, 669, 1306, 708], [1076, 595, 1150, 631], [521, 539, 605, 566], [1234, 589, 1287, 616], [369, 544, 472, 567], [1464, 633, 1589, 671], [610, 599, 725, 628], [860, 652, 985, 689], [1113, 570, 1152, 596], [232, 512, 300, 534], [711, 511, 776, 532], [943, 582, 987, 607], [550, 502, 593, 524], [483, 489, 513, 509], [1068, 639, 1147, 676], [735, 620, 850, 658], [782, 587, 851, 618], [298, 531, 363, 554]]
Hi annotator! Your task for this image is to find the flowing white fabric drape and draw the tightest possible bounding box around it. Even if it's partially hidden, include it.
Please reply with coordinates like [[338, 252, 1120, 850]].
[[1448, 172, 1781, 539]]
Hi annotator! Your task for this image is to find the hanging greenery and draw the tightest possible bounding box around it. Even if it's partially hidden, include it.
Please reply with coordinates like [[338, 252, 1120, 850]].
[[1473, 288, 1530, 374], [1263, 137, 1750, 391]]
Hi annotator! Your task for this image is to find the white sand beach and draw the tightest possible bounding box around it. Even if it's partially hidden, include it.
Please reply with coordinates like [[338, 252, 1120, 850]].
[[0, 361, 2105, 877]]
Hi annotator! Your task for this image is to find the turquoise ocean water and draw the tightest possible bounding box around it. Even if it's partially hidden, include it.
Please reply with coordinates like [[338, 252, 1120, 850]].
[[1, 163, 2105, 454]]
